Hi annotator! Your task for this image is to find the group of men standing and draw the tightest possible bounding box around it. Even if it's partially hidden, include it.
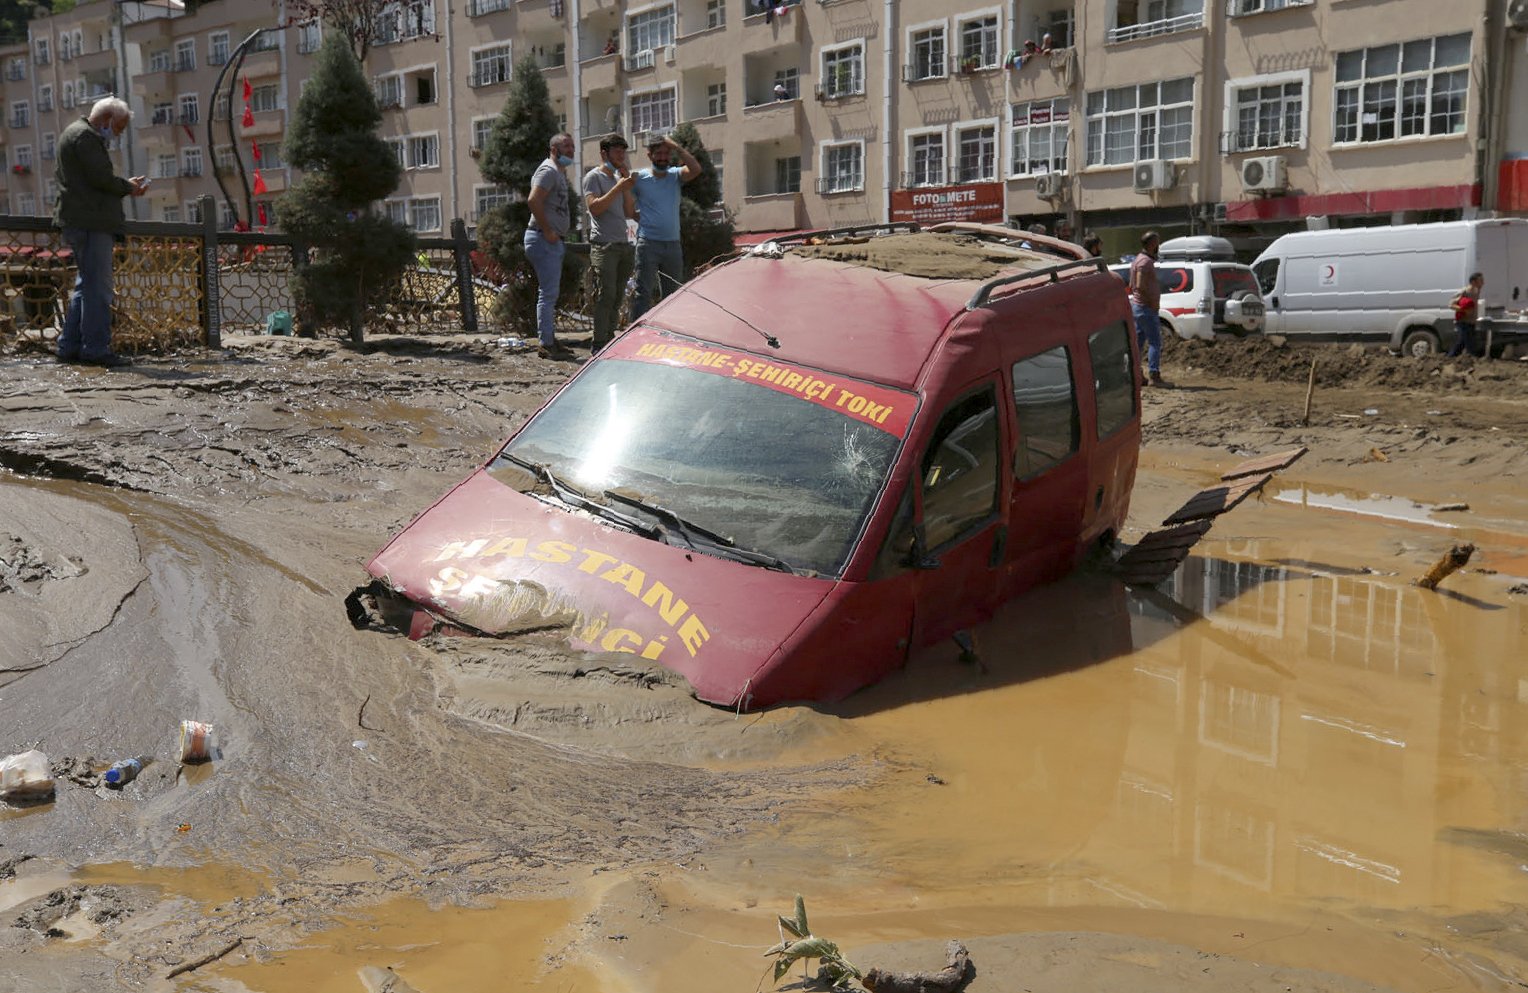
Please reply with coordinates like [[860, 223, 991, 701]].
[[525, 132, 700, 361]]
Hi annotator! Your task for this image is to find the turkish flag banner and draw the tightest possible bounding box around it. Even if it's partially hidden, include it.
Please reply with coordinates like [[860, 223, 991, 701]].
[[251, 140, 262, 162], [242, 105, 255, 128], [252, 170, 268, 195], [243, 77, 252, 101]]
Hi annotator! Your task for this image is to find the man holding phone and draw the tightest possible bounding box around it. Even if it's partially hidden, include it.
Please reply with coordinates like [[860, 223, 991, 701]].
[[55, 96, 148, 368], [582, 134, 637, 352]]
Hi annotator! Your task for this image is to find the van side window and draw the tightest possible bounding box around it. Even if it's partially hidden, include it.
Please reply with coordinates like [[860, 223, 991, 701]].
[[1253, 258, 1278, 296], [1089, 321, 1137, 438], [920, 386, 1000, 550], [1011, 346, 1079, 479]]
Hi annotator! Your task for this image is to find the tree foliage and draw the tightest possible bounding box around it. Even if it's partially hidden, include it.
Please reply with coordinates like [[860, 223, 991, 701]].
[[669, 121, 735, 274], [477, 55, 585, 334], [276, 31, 415, 341], [286, 0, 396, 62]]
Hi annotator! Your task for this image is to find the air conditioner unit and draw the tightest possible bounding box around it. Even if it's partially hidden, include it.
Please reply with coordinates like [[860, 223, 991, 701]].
[[1509, 0, 1528, 28], [1239, 154, 1288, 194], [663, 44, 676, 63], [1132, 159, 1176, 193], [631, 48, 654, 69], [1035, 172, 1065, 199]]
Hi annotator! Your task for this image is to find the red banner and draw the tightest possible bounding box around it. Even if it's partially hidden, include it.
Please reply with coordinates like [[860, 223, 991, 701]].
[[890, 182, 1005, 226]]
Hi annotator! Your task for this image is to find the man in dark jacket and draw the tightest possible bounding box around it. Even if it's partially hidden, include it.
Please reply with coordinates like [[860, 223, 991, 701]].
[[55, 97, 147, 367]]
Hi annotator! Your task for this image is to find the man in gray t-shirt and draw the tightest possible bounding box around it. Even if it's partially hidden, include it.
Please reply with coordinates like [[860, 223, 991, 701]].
[[525, 132, 576, 359], [582, 134, 637, 352]]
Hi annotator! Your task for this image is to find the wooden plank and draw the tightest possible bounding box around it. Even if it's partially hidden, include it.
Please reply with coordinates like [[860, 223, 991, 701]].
[[1115, 520, 1214, 586], [1162, 472, 1273, 526], [1221, 446, 1308, 482]]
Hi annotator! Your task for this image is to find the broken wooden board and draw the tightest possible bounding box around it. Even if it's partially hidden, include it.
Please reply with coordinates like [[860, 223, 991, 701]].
[[1220, 446, 1307, 482], [1115, 520, 1214, 586], [1162, 471, 1274, 527]]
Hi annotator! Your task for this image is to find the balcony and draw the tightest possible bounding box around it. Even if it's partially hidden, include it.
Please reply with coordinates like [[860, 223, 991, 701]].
[[467, 0, 513, 13], [1228, 0, 1313, 14], [239, 47, 280, 80], [579, 53, 620, 93], [740, 98, 801, 142], [675, 25, 727, 66], [1106, 10, 1205, 43], [239, 109, 285, 139], [736, 191, 802, 231], [137, 66, 175, 93], [740, 7, 802, 53], [516, 0, 566, 33]]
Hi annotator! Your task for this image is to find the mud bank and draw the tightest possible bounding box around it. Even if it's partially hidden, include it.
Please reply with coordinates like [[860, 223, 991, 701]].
[[1, 337, 1526, 992]]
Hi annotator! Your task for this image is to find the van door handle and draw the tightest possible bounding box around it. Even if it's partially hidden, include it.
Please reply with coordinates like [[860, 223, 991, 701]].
[[989, 524, 1008, 568], [1271, 296, 1280, 309]]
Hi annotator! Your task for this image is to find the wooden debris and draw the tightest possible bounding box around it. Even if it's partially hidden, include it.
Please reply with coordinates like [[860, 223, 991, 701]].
[[1115, 520, 1215, 586], [1162, 472, 1273, 526], [1434, 502, 1469, 513], [165, 936, 243, 979], [1364, 447, 1389, 463], [1221, 446, 1308, 481], [1301, 358, 1317, 426], [862, 940, 972, 993], [1416, 543, 1476, 591]]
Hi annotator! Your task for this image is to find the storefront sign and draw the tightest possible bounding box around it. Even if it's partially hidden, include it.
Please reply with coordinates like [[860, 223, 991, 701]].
[[889, 182, 1005, 225]]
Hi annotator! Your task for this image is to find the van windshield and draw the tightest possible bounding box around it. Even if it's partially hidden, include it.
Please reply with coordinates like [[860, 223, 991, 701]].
[[1213, 267, 1260, 300], [495, 352, 915, 577]]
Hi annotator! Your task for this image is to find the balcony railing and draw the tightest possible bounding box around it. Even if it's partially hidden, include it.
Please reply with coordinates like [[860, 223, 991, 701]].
[[899, 170, 946, 188], [148, 60, 172, 74], [1228, 0, 1313, 14], [180, 111, 199, 125], [815, 175, 863, 195], [623, 49, 657, 71], [1106, 10, 1205, 43], [469, 66, 511, 87], [468, 0, 512, 13], [901, 61, 947, 83], [1218, 127, 1305, 154]]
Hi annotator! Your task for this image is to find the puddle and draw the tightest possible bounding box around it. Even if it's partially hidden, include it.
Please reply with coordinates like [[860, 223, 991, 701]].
[[218, 893, 598, 993], [1274, 486, 1459, 529]]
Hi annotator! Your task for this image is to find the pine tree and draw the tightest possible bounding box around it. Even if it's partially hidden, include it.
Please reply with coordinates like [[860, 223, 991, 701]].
[[669, 121, 735, 275], [277, 31, 415, 342], [477, 55, 585, 334]]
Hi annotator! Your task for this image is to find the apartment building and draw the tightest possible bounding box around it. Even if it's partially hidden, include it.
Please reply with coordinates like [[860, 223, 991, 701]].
[[3, 0, 1524, 251]]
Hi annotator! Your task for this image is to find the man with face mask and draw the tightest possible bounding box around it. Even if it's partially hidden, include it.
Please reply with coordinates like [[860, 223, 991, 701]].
[[582, 134, 637, 353], [55, 96, 149, 367], [525, 132, 577, 361], [630, 133, 701, 321]]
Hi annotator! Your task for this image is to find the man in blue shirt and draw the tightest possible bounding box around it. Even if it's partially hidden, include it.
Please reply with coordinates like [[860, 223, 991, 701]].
[[630, 133, 701, 320]]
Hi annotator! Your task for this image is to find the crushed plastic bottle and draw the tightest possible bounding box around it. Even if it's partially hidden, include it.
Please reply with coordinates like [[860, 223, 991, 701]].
[[103, 757, 144, 788], [0, 749, 54, 800]]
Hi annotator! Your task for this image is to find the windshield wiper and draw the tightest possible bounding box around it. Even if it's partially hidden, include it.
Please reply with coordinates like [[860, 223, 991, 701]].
[[602, 489, 795, 573], [498, 453, 659, 538]]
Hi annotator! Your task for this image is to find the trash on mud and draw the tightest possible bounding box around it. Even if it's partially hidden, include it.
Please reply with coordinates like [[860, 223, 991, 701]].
[[1365, 447, 1390, 463], [103, 757, 147, 788], [1434, 502, 1470, 512], [862, 940, 974, 993], [178, 720, 214, 763], [164, 935, 243, 979], [1416, 542, 1476, 591], [0, 749, 54, 801], [1363, 407, 1380, 416]]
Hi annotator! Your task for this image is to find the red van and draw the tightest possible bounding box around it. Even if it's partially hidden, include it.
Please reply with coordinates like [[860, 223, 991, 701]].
[[363, 223, 1140, 709]]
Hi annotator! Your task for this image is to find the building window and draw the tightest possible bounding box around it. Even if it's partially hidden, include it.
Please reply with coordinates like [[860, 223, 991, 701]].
[[17, 193, 35, 215], [1085, 76, 1194, 165], [1109, 0, 1204, 42], [1011, 98, 1069, 176], [5, 57, 23, 81], [151, 101, 174, 124], [775, 155, 801, 194], [156, 153, 177, 179], [44, 179, 58, 209], [908, 25, 946, 81], [219, 201, 236, 230], [957, 13, 998, 70], [629, 88, 676, 139], [408, 196, 442, 232], [250, 84, 280, 113], [1231, 80, 1302, 150], [1333, 33, 1470, 145], [472, 117, 494, 150], [61, 82, 75, 109], [297, 21, 322, 55], [821, 141, 864, 193], [375, 74, 404, 108], [163, 205, 182, 224], [955, 123, 996, 181], [474, 185, 512, 219], [149, 48, 171, 73], [376, 1, 436, 44], [772, 68, 799, 102], [178, 94, 199, 124], [209, 31, 229, 65], [707, 0, 726, 28], [182, 148, 204, 177], [261, 142, 285, 169], [709, 148, 724, 190], [707, 82, 726, 117], [908, 130, 945, 186], [407, 133, 439, 168], [10, 103, 29, 129], [41, 132, 55, 160], [821, 44, 864, 98], [215, 145, 236, 172], [34, 38, 49, 65], [175, 39, 195, 71], [1044, 8, 1074, 47], [468, 0, 511, 13], [385, 138, 405, 168], [470, 45, 512, 87], [186, 200, 203, 223], [410, 68, 437, 105], [59, 33, 72, 61], [626, 6, 676, 58], [37, 85, 52, 112]]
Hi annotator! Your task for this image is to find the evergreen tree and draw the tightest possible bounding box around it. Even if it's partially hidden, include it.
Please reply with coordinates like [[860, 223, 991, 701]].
[[477, 55, 585, 334], [669, 121, 735, 275], [277, 31, 415, 342]]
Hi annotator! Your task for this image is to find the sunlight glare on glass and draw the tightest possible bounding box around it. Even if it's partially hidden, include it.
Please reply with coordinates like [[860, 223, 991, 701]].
[[575, 382, 631, 488]]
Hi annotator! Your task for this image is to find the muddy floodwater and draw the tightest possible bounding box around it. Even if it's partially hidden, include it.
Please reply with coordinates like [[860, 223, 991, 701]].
[[1, 337, 1526, 993]]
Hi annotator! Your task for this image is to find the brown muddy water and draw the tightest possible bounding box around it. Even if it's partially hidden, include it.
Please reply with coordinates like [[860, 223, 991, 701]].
[[2, 347, 1526, 993]]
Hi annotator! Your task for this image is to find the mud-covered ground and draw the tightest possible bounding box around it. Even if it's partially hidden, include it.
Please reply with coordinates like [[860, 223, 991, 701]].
[[1, 333, 1526, 993]]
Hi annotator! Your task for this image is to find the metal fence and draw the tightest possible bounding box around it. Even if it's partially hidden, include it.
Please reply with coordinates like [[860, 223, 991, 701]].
[[0, 194, 488, 353]]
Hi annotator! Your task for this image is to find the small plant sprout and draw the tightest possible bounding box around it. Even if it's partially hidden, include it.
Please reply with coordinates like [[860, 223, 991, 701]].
[[763, 895, 862, 990]]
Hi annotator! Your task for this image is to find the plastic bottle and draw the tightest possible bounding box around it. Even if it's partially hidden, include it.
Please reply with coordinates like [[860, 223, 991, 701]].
[[103, 757, 143, 788]]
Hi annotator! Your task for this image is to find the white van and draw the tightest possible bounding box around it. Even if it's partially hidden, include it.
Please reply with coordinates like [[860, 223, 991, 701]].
[[1107, 236, 1265, 341], [1250, 219, 1528, 356]]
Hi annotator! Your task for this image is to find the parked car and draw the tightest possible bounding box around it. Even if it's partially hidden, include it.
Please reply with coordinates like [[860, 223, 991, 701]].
[[1109, 236, 1265, 340], [358, 223, 1142, 709], [1250, 218, 1528, 356]]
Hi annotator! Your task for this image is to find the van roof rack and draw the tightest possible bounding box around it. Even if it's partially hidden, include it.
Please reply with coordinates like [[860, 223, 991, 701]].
[[774, 222, 921, 245], [928, 222, 1088, 261], [966, 258, 1107, 311]]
